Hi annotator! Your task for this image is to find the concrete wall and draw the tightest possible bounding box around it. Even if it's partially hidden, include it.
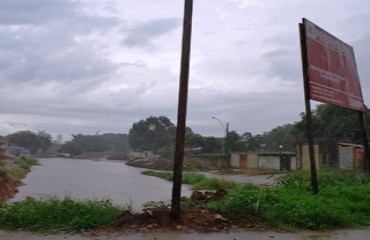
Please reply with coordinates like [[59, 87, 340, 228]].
[[258, 155, 280, 170], [290, 157, 297, 170], [299, 144, 320, 170], [230, 153, 258, 169], [230, 154, 240, 168], [248, 154, 258, 168], [338, 145, 364, 170]]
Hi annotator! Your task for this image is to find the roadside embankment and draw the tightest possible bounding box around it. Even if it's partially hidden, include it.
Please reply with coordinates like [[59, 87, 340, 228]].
[[0, 156, 37, 202]]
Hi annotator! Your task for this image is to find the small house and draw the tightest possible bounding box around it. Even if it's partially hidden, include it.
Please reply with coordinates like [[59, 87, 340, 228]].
[[296, 138, 338, 170], [258, 153, 296, 171], [338, 143, 364, 170], [230, 153, 258, 169]]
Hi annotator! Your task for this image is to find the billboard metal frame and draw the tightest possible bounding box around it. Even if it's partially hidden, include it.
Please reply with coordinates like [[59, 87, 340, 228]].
[[304, 18, 365, 112], [300, 18, 370, 194]]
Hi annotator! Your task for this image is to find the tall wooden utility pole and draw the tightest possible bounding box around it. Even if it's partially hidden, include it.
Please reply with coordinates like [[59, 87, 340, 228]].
[[170, 0, 193, 220]]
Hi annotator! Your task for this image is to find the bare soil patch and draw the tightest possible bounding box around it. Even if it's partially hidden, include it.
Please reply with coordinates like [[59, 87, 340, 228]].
[[98, 206, 258, 234], [95, 189, 259, 234]]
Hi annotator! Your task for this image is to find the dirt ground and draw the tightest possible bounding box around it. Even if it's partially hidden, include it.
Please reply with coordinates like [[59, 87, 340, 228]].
[[94, 189, 257, 235], [98, 206, 257, 234]]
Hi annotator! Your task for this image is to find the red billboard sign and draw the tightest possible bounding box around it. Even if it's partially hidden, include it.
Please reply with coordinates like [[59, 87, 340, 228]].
[[302, 18, 365, 112]]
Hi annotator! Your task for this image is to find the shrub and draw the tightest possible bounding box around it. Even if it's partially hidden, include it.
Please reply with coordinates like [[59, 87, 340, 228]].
[[207, 183, 265, 214], [207, 169, 370, 230], [0, 161, 7, 175], [0, 197, 127, 231], [14, 157, 38, 170]]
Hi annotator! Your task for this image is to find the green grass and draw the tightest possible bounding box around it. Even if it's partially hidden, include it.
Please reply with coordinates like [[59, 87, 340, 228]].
[[0, 161, 8, 174], [206, 169, 370, 230], [141, 170, 236, 190], [142, 170, 173, 181], [3, 167, 369, 232], [0, 197, 128, 231], [14, 157, 39, 170], [206, 183, 265, 214]]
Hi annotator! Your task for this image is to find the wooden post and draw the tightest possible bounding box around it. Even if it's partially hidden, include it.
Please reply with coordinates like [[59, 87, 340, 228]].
[[299, 22, 319, 194], [170, 0, 193, 220]]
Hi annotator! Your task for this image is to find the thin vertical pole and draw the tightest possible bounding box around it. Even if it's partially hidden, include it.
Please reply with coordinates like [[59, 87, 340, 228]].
[[358, 111, 370, 175], [299, 22, 319, 194], [170, 0, 193, 220]]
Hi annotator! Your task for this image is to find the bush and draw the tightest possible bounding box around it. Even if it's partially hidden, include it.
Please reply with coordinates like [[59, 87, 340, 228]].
[[207, 183, 264, 214], [14, 157, 38, 170], [159, 147, 174, 159], [0, 197, 127, 231], [0, 161, 7, 174], [207, 169, 370, 230], [142, 170, 173, 181]]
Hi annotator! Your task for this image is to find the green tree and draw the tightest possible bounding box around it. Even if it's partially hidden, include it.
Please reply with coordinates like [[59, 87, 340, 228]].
[[250, 124, 296, 152], [185, 132, 203, 149], [200, 136, 222, 153], [7, 130, 52, 154], [128, 116, 176, 152], [59, 133, 128, 156], [226, 130, 249, 152], [293, 104, 370, 141]]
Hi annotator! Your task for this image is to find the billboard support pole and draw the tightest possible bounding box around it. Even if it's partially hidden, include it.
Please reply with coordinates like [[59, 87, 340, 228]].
[[299, 23, 319, 194], [358, 111, 370, 175], [170, 0, 193, 220]]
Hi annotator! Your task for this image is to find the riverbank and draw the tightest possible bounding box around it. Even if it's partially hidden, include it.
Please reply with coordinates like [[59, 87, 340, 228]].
[[0, 157, 31, 201], [0, 158, 23, 202], [126, 156, 228, 171], [3, 157, 370, 237]]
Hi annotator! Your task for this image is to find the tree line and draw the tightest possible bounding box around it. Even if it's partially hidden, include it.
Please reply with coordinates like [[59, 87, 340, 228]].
[[3, 104, 370, 156]]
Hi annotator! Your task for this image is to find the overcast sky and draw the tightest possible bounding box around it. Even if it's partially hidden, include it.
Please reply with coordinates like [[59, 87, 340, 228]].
[[1, 0, 370, 141]]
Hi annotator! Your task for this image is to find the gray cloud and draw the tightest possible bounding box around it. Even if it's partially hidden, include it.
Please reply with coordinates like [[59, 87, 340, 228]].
[[0, 1, 120, 87], [0, 0, 369, 140], [122, 18, 182, 49], [0, 0, 79, 25]]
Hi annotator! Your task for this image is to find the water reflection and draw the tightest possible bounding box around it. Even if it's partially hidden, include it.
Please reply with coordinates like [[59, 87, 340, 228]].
[[12, 158, 192, 210]]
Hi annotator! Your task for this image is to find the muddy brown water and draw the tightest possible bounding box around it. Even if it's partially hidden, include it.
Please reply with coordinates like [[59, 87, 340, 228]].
[[11, 157, 192, 210], [5, 158, 370, 239]]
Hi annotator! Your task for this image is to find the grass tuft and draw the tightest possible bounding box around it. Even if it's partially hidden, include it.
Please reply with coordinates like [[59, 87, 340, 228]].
[[0, 197, 128, 231], [142, 170, 236, 190], [14, 157, 39, 170], [206, 169, 370, 230]]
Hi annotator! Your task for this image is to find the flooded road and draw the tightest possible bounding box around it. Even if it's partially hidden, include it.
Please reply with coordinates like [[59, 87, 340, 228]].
[[11, 158, 192, 210]]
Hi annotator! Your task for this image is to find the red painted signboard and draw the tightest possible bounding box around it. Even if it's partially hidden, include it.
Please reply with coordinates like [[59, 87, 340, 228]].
[[303, 18, 365, 112]]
